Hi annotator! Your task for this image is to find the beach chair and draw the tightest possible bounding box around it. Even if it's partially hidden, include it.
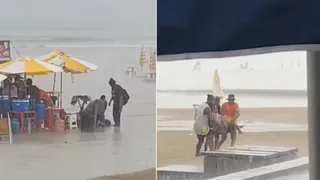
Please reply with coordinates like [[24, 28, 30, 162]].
[[189, 104, 200, 136]]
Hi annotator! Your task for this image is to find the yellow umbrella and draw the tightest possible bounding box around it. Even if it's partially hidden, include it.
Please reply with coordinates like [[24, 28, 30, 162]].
[[36, 50, 97, 107], [37, 50, 97, 73], [0, 57, 63, 75]]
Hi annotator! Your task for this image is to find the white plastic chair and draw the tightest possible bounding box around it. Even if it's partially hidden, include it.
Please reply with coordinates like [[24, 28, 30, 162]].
[[193, 104, 200, 120], [66, 113, 78, 130], [189, 104, 200, 136]]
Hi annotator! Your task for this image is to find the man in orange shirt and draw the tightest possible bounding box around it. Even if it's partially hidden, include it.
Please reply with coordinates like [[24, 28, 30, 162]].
[[221, 94, 243, 134]]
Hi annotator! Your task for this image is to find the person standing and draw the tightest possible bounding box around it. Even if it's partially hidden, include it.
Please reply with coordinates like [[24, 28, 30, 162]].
[[214, 96, 221, 114], [194, 94, 215, 156], [14, 75, 26, 98], [108, 78, 130, 127], [221, 94, 243, 134], [26, 78, 40, 103]]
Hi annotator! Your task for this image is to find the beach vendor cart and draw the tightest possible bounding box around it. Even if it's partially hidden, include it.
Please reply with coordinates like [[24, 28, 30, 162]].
[[0, 57, 63, 133]]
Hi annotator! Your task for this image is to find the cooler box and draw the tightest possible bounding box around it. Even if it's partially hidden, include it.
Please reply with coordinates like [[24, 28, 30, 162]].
[[0, 98, 11, 111], [11, 99, 33, 112], [10, 118, 20, 134], [35, 104, 46, 119]]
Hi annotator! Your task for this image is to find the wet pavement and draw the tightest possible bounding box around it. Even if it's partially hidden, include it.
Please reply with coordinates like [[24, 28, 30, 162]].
[[270, 170, 308, 180], [0, 124, 155, 180]]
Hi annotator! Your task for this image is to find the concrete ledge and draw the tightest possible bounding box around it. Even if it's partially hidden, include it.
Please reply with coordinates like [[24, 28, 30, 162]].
[[207, 157, 308, 180], [157, 165, 204, 180]]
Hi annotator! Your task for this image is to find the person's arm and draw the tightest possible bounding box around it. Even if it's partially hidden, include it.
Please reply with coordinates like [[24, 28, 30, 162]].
[[108, 97, 113, 106], [203, 106, 213, 128]]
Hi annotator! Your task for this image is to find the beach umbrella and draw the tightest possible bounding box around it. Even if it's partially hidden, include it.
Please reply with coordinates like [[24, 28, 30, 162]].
[[212, 69, 224, 98], [158, 1, 320, 178], [0, 57, 63, 75], [139, 45, 147, 71], [36, 50, 97, 107], [37, 49, 97, 73], [0, 74, 7, 83]]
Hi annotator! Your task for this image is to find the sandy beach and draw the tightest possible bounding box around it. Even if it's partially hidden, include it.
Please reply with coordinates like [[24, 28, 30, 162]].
[[157, 107, 309, 167]]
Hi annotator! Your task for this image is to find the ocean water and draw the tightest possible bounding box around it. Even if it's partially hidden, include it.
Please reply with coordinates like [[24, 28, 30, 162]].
[[0, 0, 156, 179], [157, 51, 308, 108]]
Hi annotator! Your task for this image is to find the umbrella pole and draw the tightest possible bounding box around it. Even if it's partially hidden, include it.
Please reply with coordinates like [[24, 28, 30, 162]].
[[52, 73, 56, 93], [60, 72, 63, 108]]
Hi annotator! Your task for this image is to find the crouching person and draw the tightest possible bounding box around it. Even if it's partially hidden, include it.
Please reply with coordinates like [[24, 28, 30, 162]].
[[80, 95, 108, 132]]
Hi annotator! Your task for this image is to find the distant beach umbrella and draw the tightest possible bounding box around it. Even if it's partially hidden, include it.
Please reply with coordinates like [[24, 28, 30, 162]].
[[139, 45, 147, 71]]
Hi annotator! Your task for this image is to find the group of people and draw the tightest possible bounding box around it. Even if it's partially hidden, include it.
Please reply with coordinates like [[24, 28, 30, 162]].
[[0, 75, 56, 105], [194, 94, 242, 156], [79, 78, 130, 132]]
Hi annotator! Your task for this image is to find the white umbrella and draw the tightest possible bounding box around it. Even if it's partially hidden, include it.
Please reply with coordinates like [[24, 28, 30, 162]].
[[213, 69, 224, 98], [0, 57, 63, 75], [0, 74, 6, 83]]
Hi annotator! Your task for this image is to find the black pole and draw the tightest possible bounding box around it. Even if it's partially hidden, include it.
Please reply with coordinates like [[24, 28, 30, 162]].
[[306, 51, 320, 180]]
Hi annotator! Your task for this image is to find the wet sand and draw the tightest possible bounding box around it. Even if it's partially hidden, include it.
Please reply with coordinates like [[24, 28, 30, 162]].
[[157, 107, 309, 167], [0, 125, 155, 180]]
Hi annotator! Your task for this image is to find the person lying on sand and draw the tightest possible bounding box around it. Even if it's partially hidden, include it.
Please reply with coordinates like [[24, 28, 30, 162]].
[[194, 94, 215, 156], [221, 94, 243, 134]]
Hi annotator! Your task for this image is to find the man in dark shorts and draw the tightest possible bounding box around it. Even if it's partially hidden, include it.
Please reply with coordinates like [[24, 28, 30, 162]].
[[108, 78, 124, 126]]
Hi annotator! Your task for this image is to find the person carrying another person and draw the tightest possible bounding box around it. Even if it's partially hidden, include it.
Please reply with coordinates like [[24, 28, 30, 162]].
[[108, 78, 130, 127], [221, 94, 243, 134], [194, 94, 215, 156], [0, 78, 18, 98]]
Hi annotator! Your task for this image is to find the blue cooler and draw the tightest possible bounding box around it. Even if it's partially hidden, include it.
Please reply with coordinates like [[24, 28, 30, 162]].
[[0, 98, 11, 111], [11, 99, 32, 112], [10, 118, 20, 134], [35, 103, 46, 119]]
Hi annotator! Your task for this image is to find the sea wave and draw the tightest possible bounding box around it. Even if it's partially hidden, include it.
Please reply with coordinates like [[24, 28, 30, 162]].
[[1, 34, 155, 49]]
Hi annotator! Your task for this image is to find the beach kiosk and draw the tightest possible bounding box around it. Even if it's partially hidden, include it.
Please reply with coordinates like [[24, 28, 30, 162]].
[[0, 57, 63, 133]]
